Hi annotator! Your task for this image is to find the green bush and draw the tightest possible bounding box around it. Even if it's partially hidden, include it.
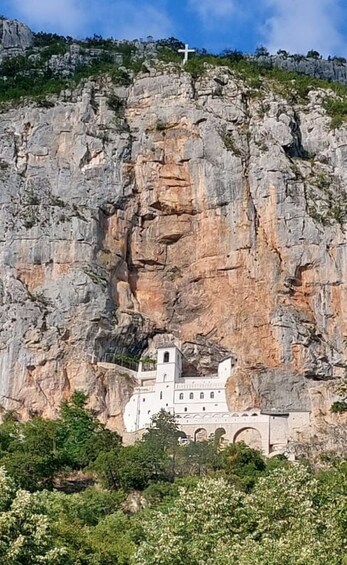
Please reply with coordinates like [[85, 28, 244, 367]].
[[323, 97, 347, 128], [107, 94, 124, 114], [331, 400, 347, 413]]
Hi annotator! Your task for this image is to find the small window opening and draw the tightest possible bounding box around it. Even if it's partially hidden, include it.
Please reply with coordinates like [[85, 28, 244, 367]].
[[184, 407, 188, 412], [202, 406, 206, 411], [179, 393, 184, 400], [210, 392, 214, 399], [160, 392, 163, 400], [163, 351, 170, 363], [189, 392, 194, 400], [200, 392, 204, 399]]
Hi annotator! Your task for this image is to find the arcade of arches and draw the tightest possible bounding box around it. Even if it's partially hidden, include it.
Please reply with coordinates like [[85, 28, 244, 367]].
[[192, 426, 262, 451]]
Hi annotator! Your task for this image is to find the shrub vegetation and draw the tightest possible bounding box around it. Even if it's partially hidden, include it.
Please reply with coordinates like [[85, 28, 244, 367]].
[[0, 395, 345, 563]]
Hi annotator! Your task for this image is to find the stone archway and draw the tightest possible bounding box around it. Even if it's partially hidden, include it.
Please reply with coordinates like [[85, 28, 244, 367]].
[[178, 431, 188, 445], [233, 427, 262, 451], [194, 428, 207, 442], [215, 427, 226, 441]]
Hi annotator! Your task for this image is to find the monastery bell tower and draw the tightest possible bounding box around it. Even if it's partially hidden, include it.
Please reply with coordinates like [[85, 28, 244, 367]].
[[156, 345, 182, 382], [155, 345, 182, 412]]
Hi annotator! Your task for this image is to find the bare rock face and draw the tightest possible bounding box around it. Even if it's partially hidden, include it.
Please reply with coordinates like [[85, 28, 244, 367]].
[[0, 18, 33, 52], [0, 67, 346, 448]]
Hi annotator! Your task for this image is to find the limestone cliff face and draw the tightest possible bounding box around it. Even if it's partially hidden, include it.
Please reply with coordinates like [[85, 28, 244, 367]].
[[0, 18, 33, 55], [0, 66, 346, 445]]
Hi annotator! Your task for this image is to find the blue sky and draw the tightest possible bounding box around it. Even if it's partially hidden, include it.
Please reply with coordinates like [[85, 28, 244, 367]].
[[1, 0, 347, 57]]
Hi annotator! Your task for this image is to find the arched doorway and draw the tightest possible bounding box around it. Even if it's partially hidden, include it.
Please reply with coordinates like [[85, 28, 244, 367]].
[[178, 431, 188, 445], [215, 427, 226, 441], [194, 428, 207, 442], [214, 427, 227, 448], [233, 427, 262, 451]]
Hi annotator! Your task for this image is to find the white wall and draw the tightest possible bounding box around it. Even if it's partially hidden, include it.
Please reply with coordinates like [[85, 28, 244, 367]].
[[124, 388, 167, 432], [218, 357, 233, 381], [287, 412, 311, 441], [123, 347, 310, 453], [269, 415, 288, 446], [174, 387, 228, 414]]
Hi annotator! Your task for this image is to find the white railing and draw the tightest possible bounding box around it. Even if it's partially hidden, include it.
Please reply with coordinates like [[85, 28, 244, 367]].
[[138, 370, 157, 380], [97, 362, 138, 378], [97, 362, 156, 381], [134, 386, 155, 394], [176, 412, 267, 424], [175, 380, 225, 390]]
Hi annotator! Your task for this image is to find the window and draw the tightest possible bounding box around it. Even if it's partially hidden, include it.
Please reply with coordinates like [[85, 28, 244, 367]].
[[200, 392, 204, 399], [160, 392, 163, 400], [163, 351, 170, 363], [179, 393, 184, 400], [210, 392, 214, 399], [184, 407, 187, 412], [202, 407, 206, 411], [189, 392, 194, 400], [142, 398, 146, 402]]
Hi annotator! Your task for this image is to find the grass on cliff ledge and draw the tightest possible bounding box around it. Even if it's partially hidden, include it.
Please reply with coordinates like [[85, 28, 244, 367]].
[[159, 48, 347, 128], [2, 45, 347, 129], [0, 51, 139, 108]]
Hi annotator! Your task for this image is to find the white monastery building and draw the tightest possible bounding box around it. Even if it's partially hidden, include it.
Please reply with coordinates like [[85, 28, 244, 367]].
[[101, 345, 311, 456]]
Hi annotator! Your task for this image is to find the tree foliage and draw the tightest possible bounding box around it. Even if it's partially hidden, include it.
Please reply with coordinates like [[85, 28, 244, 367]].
[[135, 465, 347, 565], [0, 398, 345, 564], [0, 468, 66, 564]]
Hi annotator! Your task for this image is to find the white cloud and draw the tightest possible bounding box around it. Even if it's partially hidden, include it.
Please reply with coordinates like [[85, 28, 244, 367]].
[[188, 0, 235, 22], [263, 0, 347, 56], [7, 0, 173, 40], [98, 2, 173, 40], [10, 0, 88, 36]]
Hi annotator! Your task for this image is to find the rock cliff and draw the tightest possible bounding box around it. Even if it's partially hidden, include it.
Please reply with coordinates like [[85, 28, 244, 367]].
[[0, 18, 33, 54], [0, 62, 346, 448]]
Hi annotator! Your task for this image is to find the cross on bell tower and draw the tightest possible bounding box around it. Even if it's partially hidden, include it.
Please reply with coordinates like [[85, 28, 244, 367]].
[[178, 43, 195, 64]]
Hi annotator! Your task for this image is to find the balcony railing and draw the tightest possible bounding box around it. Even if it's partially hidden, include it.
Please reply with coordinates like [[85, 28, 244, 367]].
[[100, 353, 156, 373]]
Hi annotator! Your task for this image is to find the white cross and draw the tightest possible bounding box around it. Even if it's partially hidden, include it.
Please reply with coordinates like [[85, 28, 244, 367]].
[[178, 43, 195, 64]]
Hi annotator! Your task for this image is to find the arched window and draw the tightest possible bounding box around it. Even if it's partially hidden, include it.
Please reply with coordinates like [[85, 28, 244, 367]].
[[200, 392, 204, 399], [163, 351, 170, 363], [189, 392, 194, 400], [202, 406, 206, 411], [210, 392, 214, 399], [184, 407, 187, 412], [160, 391, 163, 400], [179, 393, 184, 400]]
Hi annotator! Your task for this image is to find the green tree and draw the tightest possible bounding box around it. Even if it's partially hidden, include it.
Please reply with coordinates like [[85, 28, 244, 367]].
[[221, 441, 267, 490], [0, 467, 66, 564], [57, 391, 121, 469], [135, 477, 244, 565], [143, 410, 180, 452], [0, 418, 64, 490], [307, 50, 321, 59], [177, 439, 221, 477], [135, 466, 347, 565], [142, 410, 181, 480], [255, 45, 270, 57], [93, 441, 170, 491]]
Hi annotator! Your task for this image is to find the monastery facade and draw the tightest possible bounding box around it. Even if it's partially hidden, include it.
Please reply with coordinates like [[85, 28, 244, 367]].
[[110, 345, 311, 456]]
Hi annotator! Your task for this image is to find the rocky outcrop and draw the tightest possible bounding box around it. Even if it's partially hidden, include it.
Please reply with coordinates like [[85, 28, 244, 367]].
[[0, 65, 346, 448], [0, 18, 33, 53], [255, 54, 347, 85]]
